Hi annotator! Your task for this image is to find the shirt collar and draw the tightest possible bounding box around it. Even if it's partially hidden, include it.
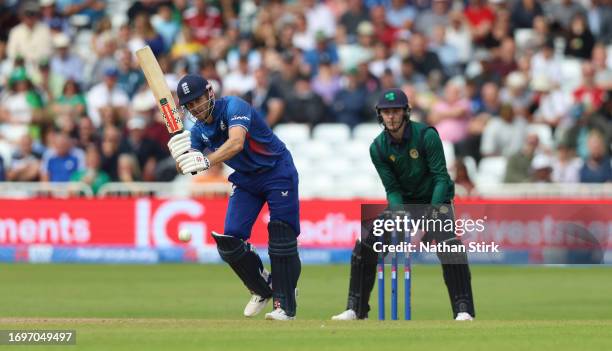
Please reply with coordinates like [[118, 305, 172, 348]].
[[386, 120, 412, 146]]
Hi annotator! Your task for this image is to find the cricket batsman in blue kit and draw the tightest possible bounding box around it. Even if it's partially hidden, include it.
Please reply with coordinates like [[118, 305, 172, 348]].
[[167, 74, 301, 320]]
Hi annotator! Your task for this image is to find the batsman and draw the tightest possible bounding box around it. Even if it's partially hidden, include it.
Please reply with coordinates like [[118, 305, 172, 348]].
[[168, 75, 301, 320], [332, 88, 476, 321]]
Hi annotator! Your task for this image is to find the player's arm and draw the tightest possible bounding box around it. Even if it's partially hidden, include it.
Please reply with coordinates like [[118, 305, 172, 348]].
[[369, 144, 403, 208], [423, 129, 452, 204], [207, 126, 246, 166]]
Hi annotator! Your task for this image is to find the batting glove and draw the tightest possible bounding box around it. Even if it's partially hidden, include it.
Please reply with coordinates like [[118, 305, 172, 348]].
[[167, 130, 191, 160], [177, 150, 210, 175]]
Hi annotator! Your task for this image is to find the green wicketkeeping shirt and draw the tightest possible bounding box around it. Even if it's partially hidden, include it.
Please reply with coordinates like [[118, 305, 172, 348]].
[[369, 121, 454, 206]]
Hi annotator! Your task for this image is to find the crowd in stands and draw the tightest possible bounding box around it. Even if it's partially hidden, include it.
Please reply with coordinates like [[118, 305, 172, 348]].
[[0, 0, 610, 192]]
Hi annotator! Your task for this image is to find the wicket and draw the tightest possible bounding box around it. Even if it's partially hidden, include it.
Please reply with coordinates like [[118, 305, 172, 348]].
[[378, 229, 411, 320]]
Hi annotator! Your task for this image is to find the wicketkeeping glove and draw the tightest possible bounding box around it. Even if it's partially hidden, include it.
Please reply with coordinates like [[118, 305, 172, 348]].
[[167, 130, 191, 160], [176, 150, 210, 175]]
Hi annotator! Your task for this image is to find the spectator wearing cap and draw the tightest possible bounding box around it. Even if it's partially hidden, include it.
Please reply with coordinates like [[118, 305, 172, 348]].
[[579, 130, 611, 182], [530, 153, 553, 183], [152, 2, 180, 50], [551, 139, 582, 183], [338, 0, 370, 41], [40, 131, 84, 182], [282, 74, 328, 126], [244, 66, 285, 127], [182, 0, 222, 45], [7, 134, 41, 182], [222, 54, 256, 96], [70, 144, 109, 194], [504, 133, 540, 183], [6, 2, 52, 66], [50, 33, 84, 84], [565, 13, 595, 60], [510, 0, 543, 29], [119, 117, 165, 181], [414, 0, 450, 38], [480, 103, 528, 157], [500, 71, 532, 115], [86, 67, 130, 128], [304, 31, 339, 77], [530, 38, 563, 86]]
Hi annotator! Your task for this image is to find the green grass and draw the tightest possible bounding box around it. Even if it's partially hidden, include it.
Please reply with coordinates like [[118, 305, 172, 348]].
[[1, 264, 611, 350]]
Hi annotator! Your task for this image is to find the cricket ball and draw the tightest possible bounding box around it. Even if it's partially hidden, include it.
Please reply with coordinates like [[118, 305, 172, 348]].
[[178, 229, 192, 242]]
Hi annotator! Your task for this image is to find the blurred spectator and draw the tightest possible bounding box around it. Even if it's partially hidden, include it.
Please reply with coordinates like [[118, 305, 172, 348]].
[[183, 0, 222, 46], [0, 2, 20, 42], [414, 0, 449, 38], [338, 0, 370, 41], [453, 158, 475, 195], [464, 0, 496, 43], [480, 103, 528, 157], [99, 126, 122, 181], [128, 0, 160, 22], [56, 0, 106, 27], [489, 37, 518, 80], [573, 62, 605, 112], [40, 0, 70, 37], [476, 81, 502, 116], [223, 54, 255, 96], [552, 140, 582, 183], [270, 51, 300, 100], [304, 31, 339, 77], [0, 155, 5, 181], [116, 49, 144, 99], [303, 0, 336, 41], [49, 33, 84, 84], [532, 75, 572, 130], [52, 79, 87, 119], [481, 9, 510, 50], [152, 2, 180, 50], [86, 67, 130, 128], [564, 14, 595, 60], [589, 0, 612, 44], [370, 5, 398, 49], [591, 43, 612, 90], [70, 144, 109, 194], [119, 117, 166, 182], [384, 0, 416, 30], [90, 33, 119, 84], [0, 68, 44, 143], [129, 13, 166, 56], [7, 134, 41, 181], [171, 26, 204, 61], [337, 21, 375, 73], [429, 25, 460, 76], [227, 33, 261, 72], [530, 38, 563, 86], [244, 66, 285, 127], [332, 69, 369, 128], [408, 33, 445, 81], [6, 2, 52, 66], [579, 130, 611, 182], [32, 59, 64, 104], [510, 0, 543, 29], [282, 74, 327, 125], [446, 10, 473, 67], [117, 153, 142, 182], [504, 133, 540, 183], [549, 0, 586, 31], [293, 12, 314, 51], [530, 153, 553, 183], [40, 131, 84, 182], [428, 80, 472, 144], [75, 117, 98, 149], [500, 71, 532, 114]]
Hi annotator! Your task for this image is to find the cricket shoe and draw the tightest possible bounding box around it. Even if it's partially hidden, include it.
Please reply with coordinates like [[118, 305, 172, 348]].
[[331, 309, 358, 321], [265, 308, 295, 321], [455, 312, 474, 321], [243, 269, 272, 317]]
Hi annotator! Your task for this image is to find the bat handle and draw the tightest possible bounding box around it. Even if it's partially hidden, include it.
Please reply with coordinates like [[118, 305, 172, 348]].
[[184, 150, 197, 176]]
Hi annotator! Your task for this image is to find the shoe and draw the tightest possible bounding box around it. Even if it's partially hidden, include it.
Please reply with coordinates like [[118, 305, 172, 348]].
[[244, 294, 271, 317], [455, 312, 474, 321], [265, 308, 295, 320], [331, 309, 358, 321]]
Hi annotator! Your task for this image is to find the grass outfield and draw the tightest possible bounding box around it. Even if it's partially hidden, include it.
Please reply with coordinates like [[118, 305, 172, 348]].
[[1, 264, 611, 350]]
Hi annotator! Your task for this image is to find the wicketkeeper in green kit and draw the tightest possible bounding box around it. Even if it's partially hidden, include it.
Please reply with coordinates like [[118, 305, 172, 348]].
[[332, 88, 476, 321]]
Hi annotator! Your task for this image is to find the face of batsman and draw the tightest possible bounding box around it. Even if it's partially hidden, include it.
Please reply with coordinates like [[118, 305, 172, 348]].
[[185, 88, 215, 123], [177, 74, 215, 124], [380, 108, 406, 133]]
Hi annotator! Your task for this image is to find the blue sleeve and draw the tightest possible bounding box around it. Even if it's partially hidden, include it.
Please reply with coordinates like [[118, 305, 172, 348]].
[[226, 96, 252, 131]]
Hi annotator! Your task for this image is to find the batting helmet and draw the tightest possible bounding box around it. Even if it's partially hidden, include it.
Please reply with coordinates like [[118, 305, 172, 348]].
[[177, 74, 215, 121], [376, 88, 411, 124]]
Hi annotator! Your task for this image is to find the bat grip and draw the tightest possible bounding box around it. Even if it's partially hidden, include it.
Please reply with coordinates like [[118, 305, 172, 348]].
[[170, 131, 197, 176], [184, 150, 197, 176]]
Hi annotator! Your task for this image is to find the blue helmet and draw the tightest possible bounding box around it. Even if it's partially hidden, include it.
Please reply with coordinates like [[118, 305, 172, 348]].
[[177, 74, 215, 121]]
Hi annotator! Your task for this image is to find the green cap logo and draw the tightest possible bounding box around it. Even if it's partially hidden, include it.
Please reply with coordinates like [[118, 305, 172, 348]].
[[385, 92, 396, 101]]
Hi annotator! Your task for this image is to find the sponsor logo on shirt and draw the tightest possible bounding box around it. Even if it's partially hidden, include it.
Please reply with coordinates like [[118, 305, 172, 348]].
[[201, 133, 209, 142], [231, 115, 250, 121]]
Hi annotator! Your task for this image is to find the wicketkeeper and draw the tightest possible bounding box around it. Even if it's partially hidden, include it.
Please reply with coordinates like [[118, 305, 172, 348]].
[[332, 88, 476, 321], [168, 74, 301, 320]]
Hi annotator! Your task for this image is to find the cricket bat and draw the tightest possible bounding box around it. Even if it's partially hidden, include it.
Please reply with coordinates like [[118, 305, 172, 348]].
[[136, 45, 195, 174]]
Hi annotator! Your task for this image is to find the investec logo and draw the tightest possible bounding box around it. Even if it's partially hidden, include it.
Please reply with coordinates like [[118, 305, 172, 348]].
[[135, 199, 207, 247]]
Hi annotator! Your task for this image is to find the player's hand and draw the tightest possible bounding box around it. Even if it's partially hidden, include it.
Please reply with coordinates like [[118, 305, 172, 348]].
[[177, 150, 210, 175], [167, 130, 191, 160]]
